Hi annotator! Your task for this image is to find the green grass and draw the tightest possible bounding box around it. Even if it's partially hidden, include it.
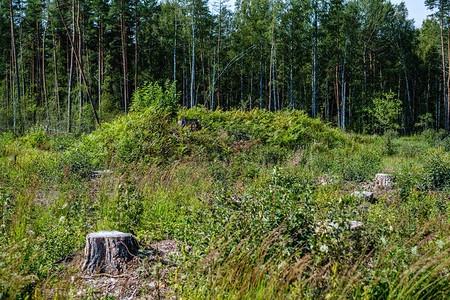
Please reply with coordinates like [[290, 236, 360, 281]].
[[0, 109, 449, 299]]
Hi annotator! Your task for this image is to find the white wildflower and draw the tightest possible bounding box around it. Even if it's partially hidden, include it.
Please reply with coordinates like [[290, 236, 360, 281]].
[[319, 244, 329, 253]]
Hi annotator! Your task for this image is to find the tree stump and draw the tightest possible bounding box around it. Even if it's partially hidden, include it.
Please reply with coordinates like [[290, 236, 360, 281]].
[[374, 173, 392, 187], [82, 230, 139, 274]]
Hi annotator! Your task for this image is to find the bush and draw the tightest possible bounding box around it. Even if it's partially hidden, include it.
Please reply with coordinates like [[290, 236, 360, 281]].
[[422, 147, 450, 190], [132, 81, 178, 115], [22, 128, 50, 150]]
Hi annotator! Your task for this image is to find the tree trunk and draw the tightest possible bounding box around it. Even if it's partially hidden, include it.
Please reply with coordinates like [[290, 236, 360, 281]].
[[290, 36, 294, 110], [67, 0, 75, 132], [190, 1, 195, 108], [400, 46, 412, 130], [259, 43, 263, 109], [312, 0, 318, 118], [440, 14, 447, 131], [121, 0, 128, 112], [135, 0, 139, 94], [447, 24, 450, 132], [83, 231, 139, 274], [77, 0, 83, 124], [216, 1, 222, 109], [326, 72, 329, 122], [42, 9, 50, 128], [10, 0, 21, 133], [341, 37, 348, 130], [98, 0, 103, 121], [53, 31, 61, 124], [173, 13, 177, 100]]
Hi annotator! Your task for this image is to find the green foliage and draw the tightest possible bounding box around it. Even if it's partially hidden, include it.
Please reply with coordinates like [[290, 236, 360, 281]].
[[422, 147, 450, 190], [371, 91, 402, 132], [415, 113, 434, 131], [185, 107, 348, 150], [97, 180, 144, 234], [132, 81, 179, 115], [21, 128, 50, 150], [339, 151, 381, 182]]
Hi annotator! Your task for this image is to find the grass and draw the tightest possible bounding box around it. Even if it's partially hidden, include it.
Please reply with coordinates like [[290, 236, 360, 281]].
[[0, 108, 449, 299]]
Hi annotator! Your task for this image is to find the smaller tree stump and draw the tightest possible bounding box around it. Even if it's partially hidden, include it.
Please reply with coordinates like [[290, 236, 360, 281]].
[[375, 173, 393, 187], [82, 230, 139, 274]]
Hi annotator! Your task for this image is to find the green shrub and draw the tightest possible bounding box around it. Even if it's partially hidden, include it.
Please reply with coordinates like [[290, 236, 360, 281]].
[[132, 81, 178, 115], [435, 136, 450, 152], [22, 128, 50, 150], [49, 134, 77, 152], [422, 147, 450, 190]]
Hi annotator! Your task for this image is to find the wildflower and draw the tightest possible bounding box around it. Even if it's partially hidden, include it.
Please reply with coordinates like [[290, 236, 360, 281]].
[[319, 244, 329, 253]]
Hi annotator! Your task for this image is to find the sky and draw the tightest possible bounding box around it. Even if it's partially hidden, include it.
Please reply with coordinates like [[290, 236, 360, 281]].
[[390, 0, 433, 28]]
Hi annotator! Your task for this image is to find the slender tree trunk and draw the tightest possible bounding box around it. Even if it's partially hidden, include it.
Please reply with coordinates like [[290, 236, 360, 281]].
[[400, 46, 412, 130], [349, 83, 353, 128], [190, 1, 195, 108], [10, 0, 21, 133], [53, 30, 61, 124], [290, 41, 294, 110], [447, 25, 450, 132], [260, 43, 263, 109], [98, 1, 103, 121], [67, 0, 75, 132], [6, 66, 9, 109], [134, 0, 139, 94], [326, 72, 329, 122], [174, 12, 177, 100], [271, 28, 276, 112], [77, 0, 82, 124], [312, 0, 318, 118], [19, 23, 24, 101], [269, 45, 272, 111], [121, 0, 128, 112], [438, 78, 441, 128], [43, 9, 50, 128], [183, 40, 186, 107], [341, 37, 348, 130], [211, 46, 216, 110], [216, 1, 222, 109], [440, 14, 447, 131]]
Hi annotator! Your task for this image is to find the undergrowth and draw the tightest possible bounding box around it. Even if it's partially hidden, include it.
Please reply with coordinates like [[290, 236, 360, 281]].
[[0, 108, 449, 299]]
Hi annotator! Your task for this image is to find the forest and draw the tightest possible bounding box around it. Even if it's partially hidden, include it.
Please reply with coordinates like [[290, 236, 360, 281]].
[[1, 0, 450, 299], [0, 0, 449, 134]]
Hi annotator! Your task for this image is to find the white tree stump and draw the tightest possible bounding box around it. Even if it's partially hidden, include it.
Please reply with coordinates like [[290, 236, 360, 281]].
[[82, 230, 139, 274], [374, 173, 393, 187]]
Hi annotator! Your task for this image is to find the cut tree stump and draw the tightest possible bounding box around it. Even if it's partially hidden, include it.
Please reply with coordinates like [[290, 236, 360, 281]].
[[375, 173, 393, 187], [82, 230, 139, 274]]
